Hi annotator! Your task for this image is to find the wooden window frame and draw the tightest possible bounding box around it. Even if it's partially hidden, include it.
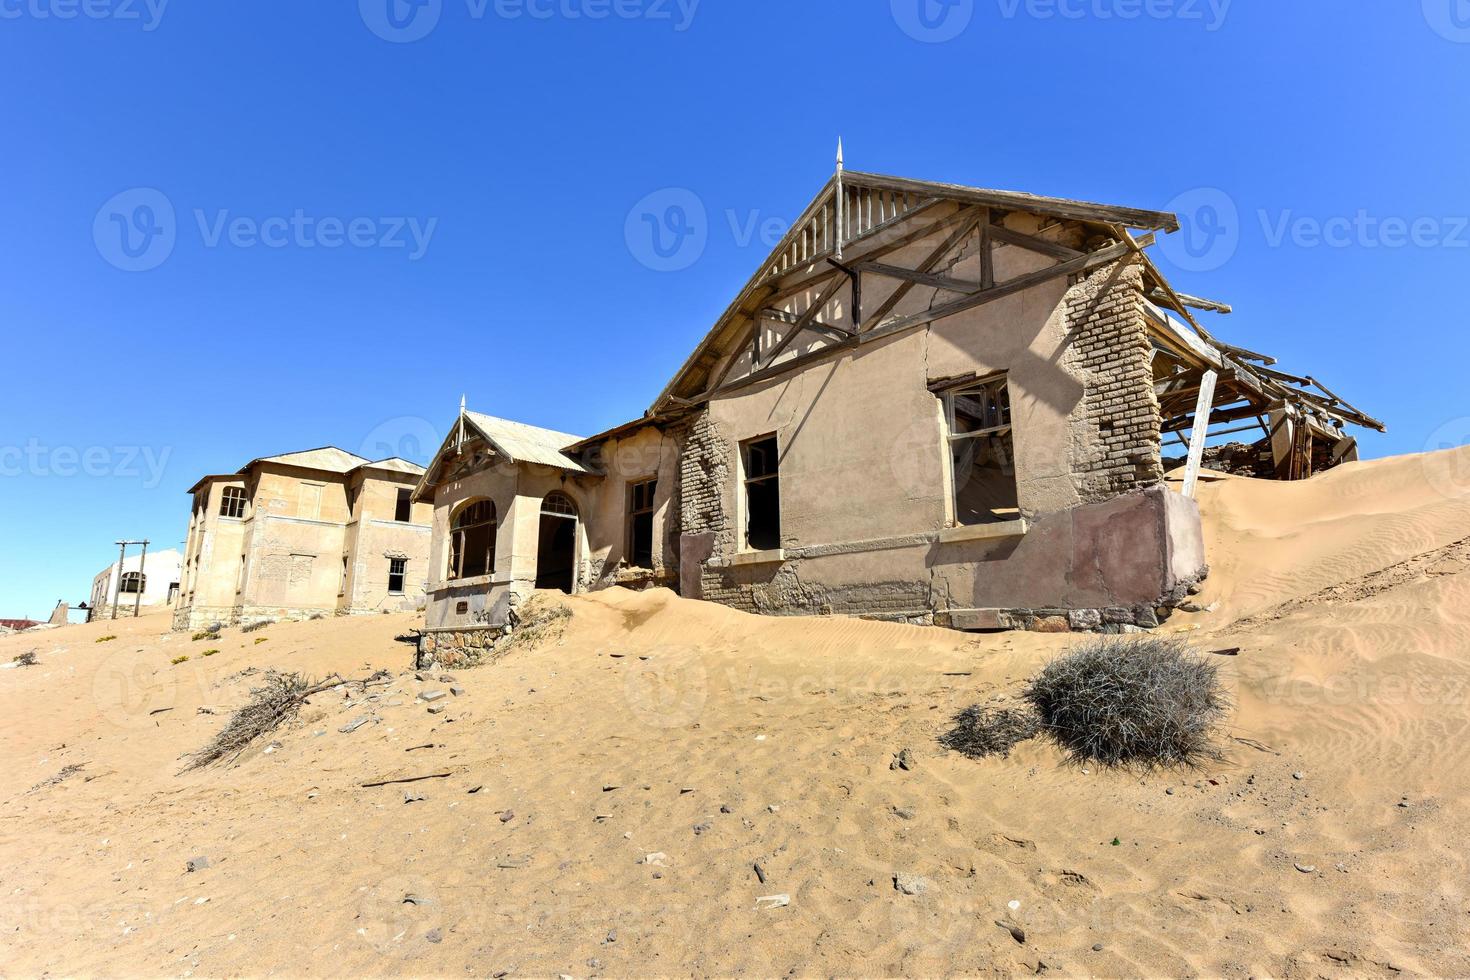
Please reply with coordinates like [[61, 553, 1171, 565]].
[[625, 477, 658, 569]]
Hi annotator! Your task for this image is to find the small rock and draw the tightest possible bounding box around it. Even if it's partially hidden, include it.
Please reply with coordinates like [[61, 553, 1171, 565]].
[[679, 787, 694, 795], [499, 810, 515, 823], [468, 785, 483, 794], [1092, 943, 1104, 952], [419, 690, 447, 703], [1294, 862, 1317, 874], [767, 804, 780, 813], [994, 919, 1026, 944], [890, 748, 914, 772], [893, 873, 929, 896], [642, 852, 668, 866], [892, 806, 917, 820], [719, 804, 732, 814], [427, 704, 446, 715], [404, 792, 425, 804], [425, 928, 442, 944], [449, 686, 465, 697], [692, 822, 712, 835], [754, 862, 767, 883], [439, 675, 454, 683], [1335, 862, 1348, 873], [1292, 771, 1305, 780], [604, 929, 616, 944], [185, 856, 210, 873], [1165, 788, 1174, 795]]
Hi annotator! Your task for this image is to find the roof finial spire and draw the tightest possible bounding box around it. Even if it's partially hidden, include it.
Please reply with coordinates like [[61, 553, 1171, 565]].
[[834, 137, 846, 260]]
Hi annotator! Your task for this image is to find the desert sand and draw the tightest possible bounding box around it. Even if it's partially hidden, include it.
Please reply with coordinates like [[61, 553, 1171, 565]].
[[4, 448, 1470, 978]]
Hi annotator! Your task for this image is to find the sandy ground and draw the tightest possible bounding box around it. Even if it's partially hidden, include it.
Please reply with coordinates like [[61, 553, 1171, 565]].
[[4, 448, 1470, 978]]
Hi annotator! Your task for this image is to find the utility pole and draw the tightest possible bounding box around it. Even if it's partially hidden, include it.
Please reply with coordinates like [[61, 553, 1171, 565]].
[[110, 539, 150, 620], [133, 539, 149, 618]]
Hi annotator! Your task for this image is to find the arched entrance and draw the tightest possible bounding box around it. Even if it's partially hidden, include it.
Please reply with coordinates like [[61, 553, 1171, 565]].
[[535, 491, 578, 593]]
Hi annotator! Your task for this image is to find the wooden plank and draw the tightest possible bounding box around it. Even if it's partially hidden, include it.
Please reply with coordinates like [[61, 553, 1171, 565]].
[[857, 210, 983, 332], [758, 274, 848, 369], [766, 202, 956, 305], [1182, 370, 1219, 499], [873, 238, 1143, 338], [985, 221, 1083, 261], [854, 260, 982, 295]]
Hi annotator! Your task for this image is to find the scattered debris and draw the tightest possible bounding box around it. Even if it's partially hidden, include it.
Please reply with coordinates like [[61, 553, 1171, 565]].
[[185, 856, 210, 873], [404, 791, 425, 804], [419, 690, 447, 702], [754, 894, 790, 910], [339, 716, 373, 734], [28, 763, 86, 793], [939, 705, 1041, 759], [994, 920, 1027, 945], [753, 863, 766, 884], [890, 748, 915, 771], [13, 651, 38, 668], [499, 810, 515, 823], [641, 853, 669, 867], [185, 671, 370, 772], [1295, 862, 1317, 874], [893, 874, 929, 896], [360, 772, 452, 788]]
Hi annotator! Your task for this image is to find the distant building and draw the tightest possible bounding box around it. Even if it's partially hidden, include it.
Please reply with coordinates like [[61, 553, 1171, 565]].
[[88, 548, 183, 619], [0, 618, 43, 633], [174, 447, 431, 630]]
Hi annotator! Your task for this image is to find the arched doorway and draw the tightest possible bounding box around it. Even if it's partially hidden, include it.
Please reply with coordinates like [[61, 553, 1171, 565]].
[[535, 492, 578, 593]]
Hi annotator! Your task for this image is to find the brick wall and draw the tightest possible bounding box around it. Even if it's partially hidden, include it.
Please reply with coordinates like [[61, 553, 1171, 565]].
[[1065, 257, 1165, 500]]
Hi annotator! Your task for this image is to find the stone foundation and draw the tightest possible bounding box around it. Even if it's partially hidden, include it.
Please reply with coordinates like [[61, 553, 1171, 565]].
[[415, 625, 509, 670]]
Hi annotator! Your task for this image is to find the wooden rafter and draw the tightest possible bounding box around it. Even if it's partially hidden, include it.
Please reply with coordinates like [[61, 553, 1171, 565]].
[[858, 209, 983, 333]]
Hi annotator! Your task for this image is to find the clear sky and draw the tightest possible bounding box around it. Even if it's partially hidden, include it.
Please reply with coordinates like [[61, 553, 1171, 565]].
[[2, 1, 1467, 618]]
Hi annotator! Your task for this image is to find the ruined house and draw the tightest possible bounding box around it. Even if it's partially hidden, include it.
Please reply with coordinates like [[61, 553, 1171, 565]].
[[413, 166, 1381, 662], [174, 447, 432, 630], [88, 548, 182, 618]]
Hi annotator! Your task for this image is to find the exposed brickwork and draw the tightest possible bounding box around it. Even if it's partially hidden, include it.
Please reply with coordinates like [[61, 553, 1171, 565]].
[[1065, 258, 1165, 501]]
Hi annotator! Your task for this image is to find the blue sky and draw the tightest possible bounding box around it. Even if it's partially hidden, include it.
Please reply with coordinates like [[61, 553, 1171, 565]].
[[2, 1, 1467, 618]]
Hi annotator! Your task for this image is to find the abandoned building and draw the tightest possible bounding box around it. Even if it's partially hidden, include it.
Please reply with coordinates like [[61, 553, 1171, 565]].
[[413, 164, 1382, 662], [88, 548, 182, 619], [173, 447, 432, 630]]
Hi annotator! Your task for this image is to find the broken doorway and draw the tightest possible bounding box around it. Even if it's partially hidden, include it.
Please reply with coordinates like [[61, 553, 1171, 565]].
[[535, 491, 578, 593]]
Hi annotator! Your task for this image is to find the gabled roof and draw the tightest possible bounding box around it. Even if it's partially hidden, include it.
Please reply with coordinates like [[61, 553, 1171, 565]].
[[358, 457, 427, 477], [652, 170, 1181, 411], [251, 446, 372, 474], [463, 411, 589, 472]]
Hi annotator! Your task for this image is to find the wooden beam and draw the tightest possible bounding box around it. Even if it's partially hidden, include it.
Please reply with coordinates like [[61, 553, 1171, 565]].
[[858, 210, 983, 333], [874, 237, 1147, 338], [1148, 288, 1234, 315], [758, 274, 848, 369], [854, 260, 983, 295], [1182, 370, 1219, 498], [985, 221, 1083, 261]]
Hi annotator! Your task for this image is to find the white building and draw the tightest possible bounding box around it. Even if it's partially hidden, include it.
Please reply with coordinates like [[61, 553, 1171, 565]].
[[89, 548, 183, 619]]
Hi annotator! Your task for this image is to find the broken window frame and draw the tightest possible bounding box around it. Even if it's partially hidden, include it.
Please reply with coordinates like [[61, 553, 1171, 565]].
[[626, 477, 658, 569], [219, 486, 247, 519], [387, 558, 407, 595], [939, 374, 1020, 527], [119, 571, 145, 595], [740, 434, 782, 552], [394, 488, 413, 523], [449, 499, 497, 581]]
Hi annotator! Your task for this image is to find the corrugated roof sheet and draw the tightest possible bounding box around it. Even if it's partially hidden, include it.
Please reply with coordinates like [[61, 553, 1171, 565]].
[[464, 411, 588, 473], [252, 447, 372, 474]]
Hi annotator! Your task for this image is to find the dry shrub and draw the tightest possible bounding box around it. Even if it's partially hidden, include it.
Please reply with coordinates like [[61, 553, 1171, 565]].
[[498, 597, 572, 654], [940, 705, 1041, 758], [241, 619, 274, 633], [183, 671, 331, 772], [1023, 637, 1228, 769], [14, 651, 38, 667]]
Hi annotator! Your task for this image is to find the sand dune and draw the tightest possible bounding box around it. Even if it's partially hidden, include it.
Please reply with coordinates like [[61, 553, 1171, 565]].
[[4, 448, 1470, 977]]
